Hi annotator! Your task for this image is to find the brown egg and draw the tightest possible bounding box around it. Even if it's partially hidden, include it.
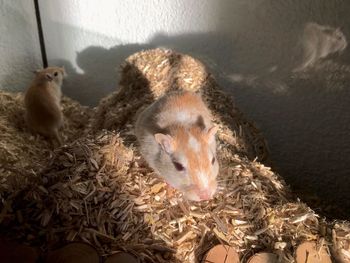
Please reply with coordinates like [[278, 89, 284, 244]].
[[105, 252, 139, 263], [45, 242, 99, 263], [202, 245, 239, 263], [247, 252, 279, 263], [295, 241, 332, 263], [0, 239, 39, 263]]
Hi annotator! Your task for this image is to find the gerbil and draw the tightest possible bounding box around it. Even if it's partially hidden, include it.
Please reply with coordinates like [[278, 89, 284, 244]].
[[294, 22, 347, 72], [135, 90, 219, 201], [24, 66, 66, 146]]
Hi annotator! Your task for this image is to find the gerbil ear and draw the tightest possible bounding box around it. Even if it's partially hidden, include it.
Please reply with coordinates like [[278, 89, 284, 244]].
[[207, 126, 218, 141], [154, 133, 174, 154], [323, 28, 334, 35], [60, 66, 67, 77]]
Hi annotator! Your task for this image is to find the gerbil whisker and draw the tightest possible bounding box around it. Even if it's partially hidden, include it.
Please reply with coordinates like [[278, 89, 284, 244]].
[[217, 186, 225, 191], [216, 178, 236, 182]]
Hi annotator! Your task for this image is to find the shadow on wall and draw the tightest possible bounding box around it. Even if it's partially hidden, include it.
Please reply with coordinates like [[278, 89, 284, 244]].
[[52, 44, 152, 106], [49, 0, 350, 218]]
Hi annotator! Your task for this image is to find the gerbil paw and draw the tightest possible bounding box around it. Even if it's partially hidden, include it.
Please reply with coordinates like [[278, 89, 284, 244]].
[[165, 184, 177, 199]]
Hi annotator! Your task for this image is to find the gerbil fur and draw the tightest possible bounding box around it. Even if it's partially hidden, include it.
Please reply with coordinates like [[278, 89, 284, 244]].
[[135, 90, 219, 201], [24, 66, 66, 147]]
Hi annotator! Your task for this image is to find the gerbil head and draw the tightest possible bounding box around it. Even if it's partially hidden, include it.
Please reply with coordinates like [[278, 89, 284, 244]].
[[154, 123, 219, 202], [322, 26, 347, 53], [33, 66, 66, 86]]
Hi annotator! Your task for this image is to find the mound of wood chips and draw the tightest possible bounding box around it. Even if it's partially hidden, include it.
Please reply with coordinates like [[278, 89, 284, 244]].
[[0, 49, 349, 262], [0, 91, 92, 189], [332, 221, 350, 263]]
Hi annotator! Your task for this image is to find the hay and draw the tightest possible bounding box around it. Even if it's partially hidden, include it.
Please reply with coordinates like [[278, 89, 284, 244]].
[[332, 221, 350, 263], [0, 92, 50, 170], [0, 49, 349, 262], [0, 91, 92, 212]]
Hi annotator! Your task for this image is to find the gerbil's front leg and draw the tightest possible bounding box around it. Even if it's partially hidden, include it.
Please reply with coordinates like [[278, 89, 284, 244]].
[[165, 183, 177, 199], [50, 129, 63, 149], [294, 52, 316, 72]]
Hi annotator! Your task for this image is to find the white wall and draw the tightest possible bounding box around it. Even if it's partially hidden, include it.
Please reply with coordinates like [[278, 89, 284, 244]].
[[0, 0, 42, 91], [39, 0, 224, 104], [6, 0, 350, 215]]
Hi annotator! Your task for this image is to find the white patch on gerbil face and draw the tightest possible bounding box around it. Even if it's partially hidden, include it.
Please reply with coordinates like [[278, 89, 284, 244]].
[[208, 149, 213, 159], [178, 155, 188, 168], [175, 111, 188, 122], [189, 135, 200, 152], [197, 171, 209, 189]]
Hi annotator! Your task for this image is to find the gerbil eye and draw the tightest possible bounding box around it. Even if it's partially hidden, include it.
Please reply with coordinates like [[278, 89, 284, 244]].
[[211, 157, 216, 165], [173, 161, 185, 171], [54, 72, 58, 77]]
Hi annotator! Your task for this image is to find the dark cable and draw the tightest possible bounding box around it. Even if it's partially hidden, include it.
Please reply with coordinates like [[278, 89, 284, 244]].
[[34, 0, 48, 68]]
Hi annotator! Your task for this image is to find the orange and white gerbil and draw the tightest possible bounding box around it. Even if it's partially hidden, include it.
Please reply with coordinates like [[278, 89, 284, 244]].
[[135, 90, 219, 201], [24, 67, 66, 146]]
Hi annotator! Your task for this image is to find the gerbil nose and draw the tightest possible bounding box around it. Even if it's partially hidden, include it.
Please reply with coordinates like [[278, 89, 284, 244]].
[[198, 189, 213, 200]]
